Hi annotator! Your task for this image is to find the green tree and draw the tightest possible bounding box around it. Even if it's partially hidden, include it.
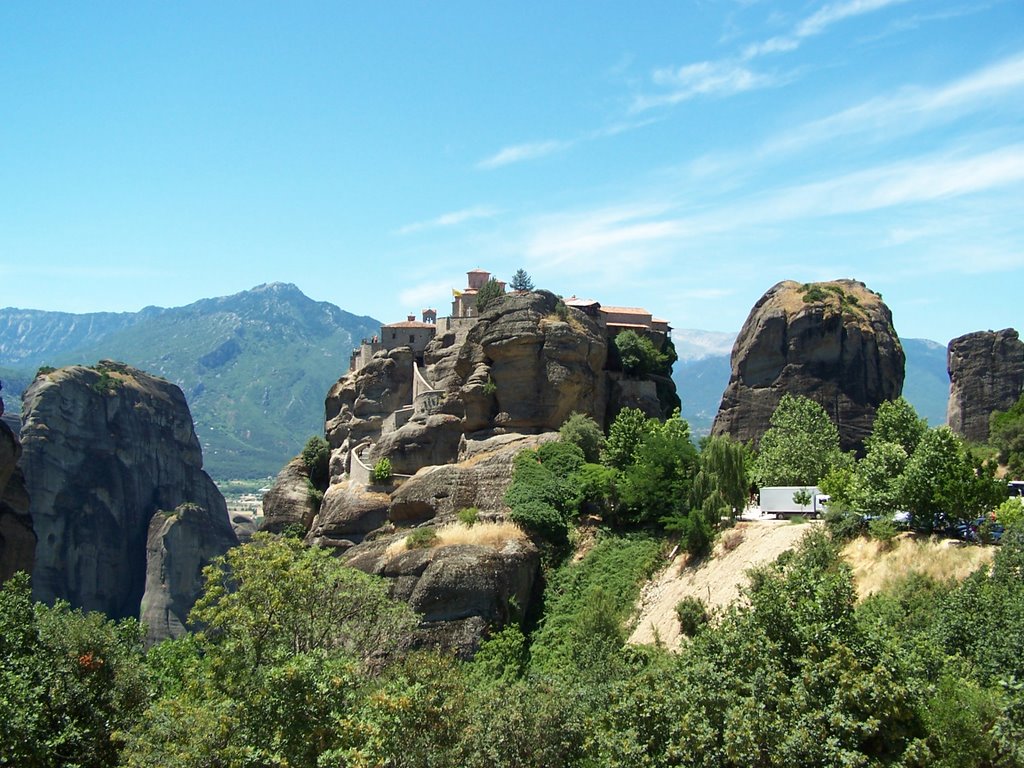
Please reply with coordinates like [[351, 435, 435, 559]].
[[558, 411, 605, 463], [475, 277, 504, 313], [868, 396, 928, 457], [191, 533, 416, 671], [695, 435, 749, 517], [613, 330, 663, 377], [751, 394, 845, 487], [901, 426, 1005, 528], [505, 447, 579, 543], [300, 434, 330, 486], [848, 440, 909, 517], [602, 407, 654, 470], [509, 268, 534, 291], [618, 415, 699, 525], [0, 573, 150, 768]]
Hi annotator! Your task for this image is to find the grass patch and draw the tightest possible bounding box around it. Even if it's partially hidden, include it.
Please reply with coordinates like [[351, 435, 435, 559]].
[[842, 534, 994, 600], [385, 521, 527, 559]]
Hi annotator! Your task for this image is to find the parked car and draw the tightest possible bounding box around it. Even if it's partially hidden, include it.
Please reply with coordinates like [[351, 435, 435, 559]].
[[967, 516, 1005, 544]]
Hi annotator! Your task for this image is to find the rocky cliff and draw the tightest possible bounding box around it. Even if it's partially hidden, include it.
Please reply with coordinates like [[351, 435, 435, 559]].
[[947, 329, 1024, 442], [266, 290, 678, 655], [712, 280, 905, 453], [0, 419, 34, 582], [141, 502, 238, 644], [20, 361, 236, 627]]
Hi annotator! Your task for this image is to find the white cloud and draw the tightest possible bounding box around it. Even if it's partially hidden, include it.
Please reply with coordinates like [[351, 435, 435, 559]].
[[767, 51, 1024, 154], [524, 203, 681, 268], [636, 0, 913, 112], [397, 205, 498, 235], [633, 61, 774, 111], [476, 140, 569, 170], [797, 0, 911, 38]]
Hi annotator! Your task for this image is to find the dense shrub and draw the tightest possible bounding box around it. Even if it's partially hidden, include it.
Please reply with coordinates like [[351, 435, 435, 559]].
[[300, 435, 330, 486], [371, 457, 393, 484], [675, 597, 710, 637], [558, 412, 605, 463]]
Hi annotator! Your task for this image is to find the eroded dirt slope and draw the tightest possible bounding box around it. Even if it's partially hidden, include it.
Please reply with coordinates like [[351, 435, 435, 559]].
[[629, 519, 814, 648]]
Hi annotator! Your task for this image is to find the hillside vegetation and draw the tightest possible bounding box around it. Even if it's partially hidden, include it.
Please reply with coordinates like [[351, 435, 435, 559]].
[[0, 284, 379, 479], [2, 392, 1023, 765]]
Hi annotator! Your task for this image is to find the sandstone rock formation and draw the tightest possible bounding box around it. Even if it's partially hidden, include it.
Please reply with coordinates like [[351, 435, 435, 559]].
[[0, 420, 34, 583], [305, 480, 391, 548], [325, 346, 414, 452], [712, 280, 905, 454], [259, 456, 322, 534], [445, 290, 609, 432], [388, 432, 557, 525], [141, 502, 238, 645], [345, 532, 539, 658], [284, 290, 679, 655], [20, 361, 236, 622], [947, 329, 1024, 442]]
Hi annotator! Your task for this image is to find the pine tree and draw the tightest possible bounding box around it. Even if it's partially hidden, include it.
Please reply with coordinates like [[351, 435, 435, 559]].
[[510, 268, 534, 291]]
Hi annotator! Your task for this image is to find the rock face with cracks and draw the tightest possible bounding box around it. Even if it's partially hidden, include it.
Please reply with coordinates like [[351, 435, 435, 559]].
[[947, 328, 1024, 443], [280, 290, 679, 655], [0, 419, 33, 584], [712, 280, 905, 454], [141, 502, 239, 645], [19, 362, 235, 623], [344, 532, 539, 659]]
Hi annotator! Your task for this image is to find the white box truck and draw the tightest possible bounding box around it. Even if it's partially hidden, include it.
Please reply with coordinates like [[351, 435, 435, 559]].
[[758, 486, 829, 518]]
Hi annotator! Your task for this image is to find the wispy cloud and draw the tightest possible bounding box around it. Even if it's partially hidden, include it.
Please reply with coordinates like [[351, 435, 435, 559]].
[[797, 0, 911, 38], [518, 145, 1024, 276], [765, 51, 1024, 154], [636, 0, 912, 111], [475, 119, 659, 171], [397, 205, 498, 235], [477, 140, 570, 170], [741, 145, 1024, 221], [632, 61, 774, 110]]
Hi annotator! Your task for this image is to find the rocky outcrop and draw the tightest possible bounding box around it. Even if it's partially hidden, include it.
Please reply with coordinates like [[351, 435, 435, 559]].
[[345, 533, 539, 658], [388, 432, 557, 524], [0, 420, 34, 583], [141, 502, 238, 645], [446, 291, 608, 433], [325, 347, 414, 452], [259, 457, 321, 534], [305, 480, 391, 548], [712, 280, 905, 454], [20, 361, 235, 621], [947, 329, 1024, 442]]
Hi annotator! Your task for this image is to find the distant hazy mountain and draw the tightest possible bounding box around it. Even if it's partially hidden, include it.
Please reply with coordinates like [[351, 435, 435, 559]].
[[901, 337, 950, 427], [0, 284, 380, 479], [672, 331, 950, 437]]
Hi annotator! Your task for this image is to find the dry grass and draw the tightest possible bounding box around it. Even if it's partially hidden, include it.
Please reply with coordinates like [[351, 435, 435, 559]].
[[435, 520, 527, 547], [721, 530, 745, 553], [842, 533, 994, 600], [385, 520, 527, 559], [541, 311, 586, 333]]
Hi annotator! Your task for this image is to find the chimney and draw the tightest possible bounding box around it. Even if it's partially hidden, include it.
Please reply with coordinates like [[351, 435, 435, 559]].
[[407, 314, 415, 322]]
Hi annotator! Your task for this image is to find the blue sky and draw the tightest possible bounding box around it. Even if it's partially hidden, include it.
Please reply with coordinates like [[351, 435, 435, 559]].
[[1, 1, 1022, 342]]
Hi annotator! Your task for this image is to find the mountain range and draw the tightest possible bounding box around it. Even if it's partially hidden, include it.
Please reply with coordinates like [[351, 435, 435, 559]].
[[0, 284, 379, 479], [0, 284, 951, 479]]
